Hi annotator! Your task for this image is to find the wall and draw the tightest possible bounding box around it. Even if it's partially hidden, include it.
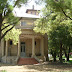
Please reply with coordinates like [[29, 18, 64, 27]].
[[27, 10, 39, 16], [10, 44, 18, 56], [8, 40, 18, 56], [6, 29, 43, 57], [20, 38, 32, 57], [0, 43, 2, 58], [16, 18, 35, 27], [35, 39, 40, 55], [20, 38, 40, 57]]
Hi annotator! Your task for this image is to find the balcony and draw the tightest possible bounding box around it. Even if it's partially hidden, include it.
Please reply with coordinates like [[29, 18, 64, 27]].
[[15, 20, 35, 29], [15, 24, 35, 29]]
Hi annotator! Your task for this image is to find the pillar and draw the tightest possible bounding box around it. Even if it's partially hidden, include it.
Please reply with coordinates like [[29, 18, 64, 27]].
[[1, 38, 4, 56], [18, 37, 20, 57], [40, 37, 44, 56], [32, 36, 35, 57], [6, 41, 8, 56]]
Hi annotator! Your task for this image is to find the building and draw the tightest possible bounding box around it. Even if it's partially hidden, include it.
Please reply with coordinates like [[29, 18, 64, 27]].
[[0, 7, 48, 64]]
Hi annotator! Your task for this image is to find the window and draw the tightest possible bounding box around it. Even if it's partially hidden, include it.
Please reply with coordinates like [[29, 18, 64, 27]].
[[35, 12, 36, 15], [10, 40, 12, 45], [31, 12, 32, 14], [35, 41, 36, 46], [21, 21, 26, 26]]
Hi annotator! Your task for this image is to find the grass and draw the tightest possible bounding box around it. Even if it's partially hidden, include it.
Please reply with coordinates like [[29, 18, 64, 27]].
[[64, 60, 72, 64], [49, 55, 72, 64]]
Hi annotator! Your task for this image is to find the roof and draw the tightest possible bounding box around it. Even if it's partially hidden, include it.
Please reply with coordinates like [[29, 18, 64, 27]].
[[26, 9, 40, 13], [15, 12, 40, 19]]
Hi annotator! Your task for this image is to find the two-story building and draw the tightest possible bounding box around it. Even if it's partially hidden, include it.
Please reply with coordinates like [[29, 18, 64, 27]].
[[0, 7, 48, 64]]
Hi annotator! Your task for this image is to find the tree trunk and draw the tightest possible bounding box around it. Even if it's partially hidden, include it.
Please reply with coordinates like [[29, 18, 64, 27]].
[[63, 46, 70, 61], [67, 47, 70, 61], [60, 42, 62, 63], [0, 13, 2, 42], [0, 26, 1, 42], [53, 52, 56, 62], [67, 54, 69, 61], [45, 34, 49, 61], [63, 48, 67, 58], [51, 50, 56, 62]]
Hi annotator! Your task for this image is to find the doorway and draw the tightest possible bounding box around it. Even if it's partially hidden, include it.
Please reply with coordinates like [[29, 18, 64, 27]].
[[20, 42, 26, 57]]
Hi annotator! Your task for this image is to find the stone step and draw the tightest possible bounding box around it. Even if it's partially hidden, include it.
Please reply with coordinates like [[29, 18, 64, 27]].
[[17, 58, 39, 65]]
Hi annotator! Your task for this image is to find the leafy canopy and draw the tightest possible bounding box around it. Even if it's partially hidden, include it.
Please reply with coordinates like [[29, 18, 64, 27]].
[[33, 0, 72, 60], [0, 0, 28, 43]]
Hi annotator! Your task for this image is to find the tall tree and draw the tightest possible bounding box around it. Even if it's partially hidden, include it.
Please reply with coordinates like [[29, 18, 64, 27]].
[[34, 2, 72, 62], [0, 0, 28, 41]]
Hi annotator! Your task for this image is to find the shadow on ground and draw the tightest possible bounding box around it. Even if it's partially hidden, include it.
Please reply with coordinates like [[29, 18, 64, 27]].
[[0, 62, 72, 72], [22, 62, 72, 72]]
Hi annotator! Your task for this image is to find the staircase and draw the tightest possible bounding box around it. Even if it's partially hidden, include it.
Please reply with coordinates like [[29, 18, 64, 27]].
[[17, 58, 39, 65]]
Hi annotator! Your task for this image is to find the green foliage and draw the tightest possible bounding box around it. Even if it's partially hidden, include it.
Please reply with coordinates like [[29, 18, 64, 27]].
[[1, 70, 7, 72], [34, 0, 72, 61], [45, 0, 72, 19], [0, 0, 28, 41], [14, 0, 28, 7], [34, 18, 48, 34], [2, 25, 21, 45]]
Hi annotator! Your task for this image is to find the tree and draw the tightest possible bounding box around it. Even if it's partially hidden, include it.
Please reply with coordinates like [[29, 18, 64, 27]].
[[44, 0, 72, 62], [0, 0, 28, 42], [34, 3, 72, 62], [48, 22, 72, 62], [45, 0, 72, 20], [48, 38, 59, 62]]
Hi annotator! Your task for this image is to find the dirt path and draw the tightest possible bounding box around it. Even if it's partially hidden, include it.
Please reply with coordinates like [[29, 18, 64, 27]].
[[0, 63, 72, 72]]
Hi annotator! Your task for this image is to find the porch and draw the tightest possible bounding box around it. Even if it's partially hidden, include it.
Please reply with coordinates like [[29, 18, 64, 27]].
[[18, 34, 44, 57], [1, 34, 45, 64]]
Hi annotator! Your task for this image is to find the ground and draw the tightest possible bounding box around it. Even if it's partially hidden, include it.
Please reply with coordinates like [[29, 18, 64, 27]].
[[0, 62, 72, 72]]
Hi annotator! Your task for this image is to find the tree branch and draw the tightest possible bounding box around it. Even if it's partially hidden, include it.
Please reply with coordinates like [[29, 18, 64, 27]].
[[61, 8, 72, 20], [1, 24, 12, 31], [2, 17, 22, 31], [13, 0, 31, 7], [0, 25, 15, 40], [14, 0, 20, 7], [0, 17, 22, 41]]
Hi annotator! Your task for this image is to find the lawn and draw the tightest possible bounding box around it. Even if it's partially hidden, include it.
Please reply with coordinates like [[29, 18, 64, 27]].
[[64, 60, 72, 64]]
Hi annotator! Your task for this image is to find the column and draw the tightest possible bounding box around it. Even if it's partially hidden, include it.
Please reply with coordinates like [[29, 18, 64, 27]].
[[32, 36, 35, 57], [6, 41, 8, 56], [18, 37, 20, 57], [1, 38, 4, 56], [40, 37, 44, 56]]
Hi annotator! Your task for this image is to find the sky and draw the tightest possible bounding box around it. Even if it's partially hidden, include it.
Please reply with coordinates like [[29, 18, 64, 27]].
[[13, 0, 45, 16]]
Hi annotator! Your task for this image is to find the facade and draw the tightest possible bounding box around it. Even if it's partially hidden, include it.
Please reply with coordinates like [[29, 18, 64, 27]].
[[0, 8, 48, 64]]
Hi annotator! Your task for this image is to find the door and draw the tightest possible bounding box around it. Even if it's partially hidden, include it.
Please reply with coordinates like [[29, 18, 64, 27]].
[[21, 42, 26, 57]]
